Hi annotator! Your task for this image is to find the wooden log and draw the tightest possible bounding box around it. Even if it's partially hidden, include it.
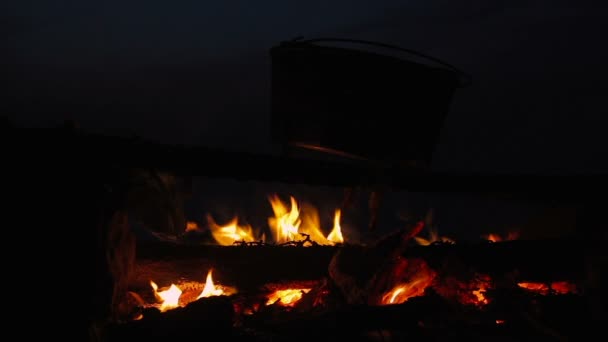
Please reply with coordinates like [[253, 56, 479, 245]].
[[242, 292, 589, 342], [132, 242, 339, 292], [132, 237, 585, 300]]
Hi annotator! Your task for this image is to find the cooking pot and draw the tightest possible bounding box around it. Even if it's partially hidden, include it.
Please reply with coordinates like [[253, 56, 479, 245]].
[[270, 38, 470, 167]]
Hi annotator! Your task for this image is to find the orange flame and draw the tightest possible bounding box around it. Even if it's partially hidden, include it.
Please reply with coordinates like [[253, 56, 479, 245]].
[[380, 261, 436, 305], [266, 288, 311, 306], [207, 215, 255, 245], [185, 221, 200, 232]]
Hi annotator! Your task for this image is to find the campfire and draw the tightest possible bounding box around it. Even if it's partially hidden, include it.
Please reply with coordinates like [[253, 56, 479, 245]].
[[102, 190, 589, 342]]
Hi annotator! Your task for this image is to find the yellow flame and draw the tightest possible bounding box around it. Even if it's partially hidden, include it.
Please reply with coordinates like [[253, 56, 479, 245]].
[[298, 201, 329, 244], [326, 209, 344, 244], [208, 215, 255, 245], [267, 194, 345, 246], [266, 288, 311, 306], [268, 195, 302, 243], [150, 281, 182, 312], [197, 269, 226, 299]]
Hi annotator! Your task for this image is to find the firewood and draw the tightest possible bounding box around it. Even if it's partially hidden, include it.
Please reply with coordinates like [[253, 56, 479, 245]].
[[132, 242, 338, 292], [328, 222, 426, 304]]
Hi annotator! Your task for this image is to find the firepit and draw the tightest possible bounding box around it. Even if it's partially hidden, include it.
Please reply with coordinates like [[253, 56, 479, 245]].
[[5, 122, 604, 342], [96, 172, 591, 342]]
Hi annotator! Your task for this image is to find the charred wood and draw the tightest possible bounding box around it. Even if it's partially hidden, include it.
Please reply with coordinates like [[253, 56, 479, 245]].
[[133, 237, 585, 298], [242, 292, 589, 342], [133, 243, 339, 292]]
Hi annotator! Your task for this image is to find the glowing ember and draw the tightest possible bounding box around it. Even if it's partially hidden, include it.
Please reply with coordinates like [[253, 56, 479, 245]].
[[185, 221, 200, 232], [207, 215, 255, 245], [550, 281, 577, 294], [484, 231, 519, 242], [266, 288, 311, 306], [326, 209, 344, 244], [517, 281, 577, 295], [150, 281, 182, 312], [518, 282, 548, 293], [472, 286, 489, 306], [197, 269, 229, 299]]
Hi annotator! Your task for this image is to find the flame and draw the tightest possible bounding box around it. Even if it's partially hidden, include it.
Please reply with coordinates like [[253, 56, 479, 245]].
[[208, 215, 255, 245], [484, 231, 519, 242], [326, 209, 344, 244], [197, 269, 227, 299], [381, 275, 435, 305], [267, 194, 345, 245], [185, 221, 200, 232], [380, 260, 436, 305], [266, 288, 311, 306], [268, 195, 302, 243], [414, 227, 454, 246], [150, 281, 182, 312]]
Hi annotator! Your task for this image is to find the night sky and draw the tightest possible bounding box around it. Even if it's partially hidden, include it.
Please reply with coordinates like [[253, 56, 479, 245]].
[[3, 0, 608, 175]]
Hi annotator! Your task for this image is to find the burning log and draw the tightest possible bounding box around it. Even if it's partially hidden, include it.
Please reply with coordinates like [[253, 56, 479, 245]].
[[133, 235, 585, 301], [132, 242, 339, 292], [328, 220, 586, 310]]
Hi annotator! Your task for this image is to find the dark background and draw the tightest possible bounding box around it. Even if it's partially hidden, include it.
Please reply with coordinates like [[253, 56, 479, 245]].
[[3, 0, 605, 240], [3, 0, 607, 174]]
